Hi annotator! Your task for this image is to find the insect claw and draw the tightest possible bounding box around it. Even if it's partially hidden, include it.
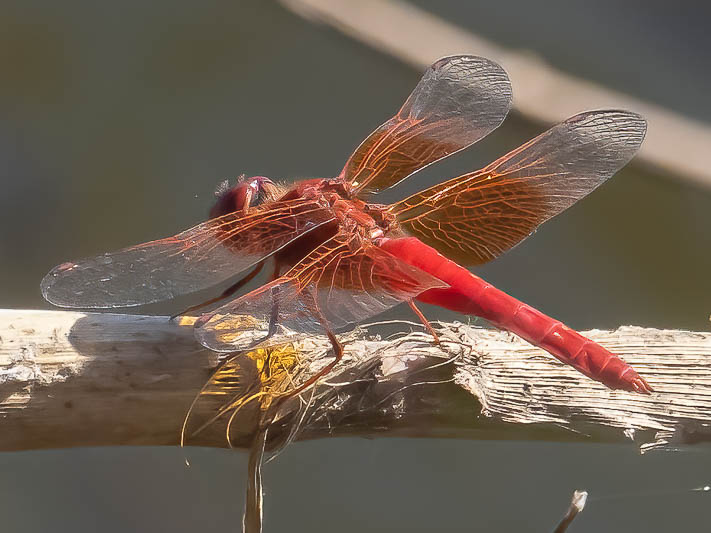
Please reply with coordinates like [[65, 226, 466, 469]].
[[626, 374, 654, 394], [638, 377, 654, 394]]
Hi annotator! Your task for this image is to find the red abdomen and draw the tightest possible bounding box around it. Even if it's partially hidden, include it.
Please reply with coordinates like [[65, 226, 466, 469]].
[[379, 237, 652, 394]]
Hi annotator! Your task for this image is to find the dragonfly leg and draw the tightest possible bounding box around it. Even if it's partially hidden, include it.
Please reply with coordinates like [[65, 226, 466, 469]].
[[267, 262, 282, 337], [260, 262, 284, 374], [265, 288, 344, 414], [408, 300, 440, 344], [281, 328, 344, 403], [170, 261, 265, 320], [258, 327, 343, 435]]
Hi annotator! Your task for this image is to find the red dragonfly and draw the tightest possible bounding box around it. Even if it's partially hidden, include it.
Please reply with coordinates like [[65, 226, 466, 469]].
[[42, 55, 652, 395]]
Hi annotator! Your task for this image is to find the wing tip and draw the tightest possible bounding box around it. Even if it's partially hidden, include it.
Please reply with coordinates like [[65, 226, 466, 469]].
[[432, 54, 513, 99], [40, 261, 149, 309], [193, 312, 268, 353], [560, 110, 648, 167], [40, 262, 76, 308], [566, 109, 648, 142], [430, 54, 507, 77], [193, 316, 228, 352]]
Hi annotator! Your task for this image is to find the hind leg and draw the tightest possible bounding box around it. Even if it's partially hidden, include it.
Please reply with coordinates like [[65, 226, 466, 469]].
[[408, 300, 440, 344]]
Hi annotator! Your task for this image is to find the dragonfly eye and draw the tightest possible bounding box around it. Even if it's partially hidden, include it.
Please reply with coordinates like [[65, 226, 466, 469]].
[[209, 176, 279, 219]]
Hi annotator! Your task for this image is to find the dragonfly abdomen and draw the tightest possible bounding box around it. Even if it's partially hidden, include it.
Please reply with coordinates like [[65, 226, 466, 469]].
[[379, 237, 652, 393]]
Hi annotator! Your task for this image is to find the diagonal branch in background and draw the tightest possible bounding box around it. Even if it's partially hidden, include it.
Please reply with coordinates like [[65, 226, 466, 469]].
[[1, 309, 710, 453], [280, 0, 711, 190]]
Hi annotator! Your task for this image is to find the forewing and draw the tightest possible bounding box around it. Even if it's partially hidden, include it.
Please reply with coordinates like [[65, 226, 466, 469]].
[[340, 55, 512, 195], [41, 198, 335, 308], [392, 111, 647, 265], [194, 232, 448, 352]]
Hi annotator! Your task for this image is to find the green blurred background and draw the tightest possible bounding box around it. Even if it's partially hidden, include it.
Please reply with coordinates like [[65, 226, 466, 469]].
[[1, 1, 710, 531]]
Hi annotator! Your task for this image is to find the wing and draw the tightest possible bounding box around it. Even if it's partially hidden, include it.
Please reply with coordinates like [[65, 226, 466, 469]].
[[41, 198, 335, 308], [181, 352, 263, 445], [194, 231, 448, 352], [391, 110, 647, 265], [340, 55, 512, 196]]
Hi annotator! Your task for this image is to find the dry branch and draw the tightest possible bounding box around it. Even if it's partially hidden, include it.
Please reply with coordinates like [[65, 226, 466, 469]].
[[2, 310, 710, 452], [280, 0, 711, 189], [554, 490, 588, 533]]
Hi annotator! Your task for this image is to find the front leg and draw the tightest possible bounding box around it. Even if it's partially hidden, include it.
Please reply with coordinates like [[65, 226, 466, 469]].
[[171, 261, 265, 320]]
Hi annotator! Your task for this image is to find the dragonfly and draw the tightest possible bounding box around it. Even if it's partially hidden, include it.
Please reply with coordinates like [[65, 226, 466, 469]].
[[42, 55, 652, 396]]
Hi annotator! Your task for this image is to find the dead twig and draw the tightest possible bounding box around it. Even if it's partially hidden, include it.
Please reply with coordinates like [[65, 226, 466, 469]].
[[1, 310, 710, 453]]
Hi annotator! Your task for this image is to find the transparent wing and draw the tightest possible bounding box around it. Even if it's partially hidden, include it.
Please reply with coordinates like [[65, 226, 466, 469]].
[[391, 111, 647, 265], [340, 55, 512, 195], [181, 353, 263, 446], [41, 198, 335, 308], [194, 231, 448, 352]]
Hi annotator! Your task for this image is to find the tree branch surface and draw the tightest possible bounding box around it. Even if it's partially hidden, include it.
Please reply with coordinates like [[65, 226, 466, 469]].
[[1, 310, 709, 452]]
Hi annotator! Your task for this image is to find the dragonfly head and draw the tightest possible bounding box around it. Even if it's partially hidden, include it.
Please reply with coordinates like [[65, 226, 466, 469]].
[[210, 175, 280, 218]]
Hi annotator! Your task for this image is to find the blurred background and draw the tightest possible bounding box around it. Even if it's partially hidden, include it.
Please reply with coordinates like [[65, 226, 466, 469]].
[[1, 0, 710, 531]]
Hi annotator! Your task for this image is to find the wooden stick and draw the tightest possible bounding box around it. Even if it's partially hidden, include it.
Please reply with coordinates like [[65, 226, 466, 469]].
[[280, 0, 711, 190], [2, 309, 710, 452], [554, 490, 588, 533]]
